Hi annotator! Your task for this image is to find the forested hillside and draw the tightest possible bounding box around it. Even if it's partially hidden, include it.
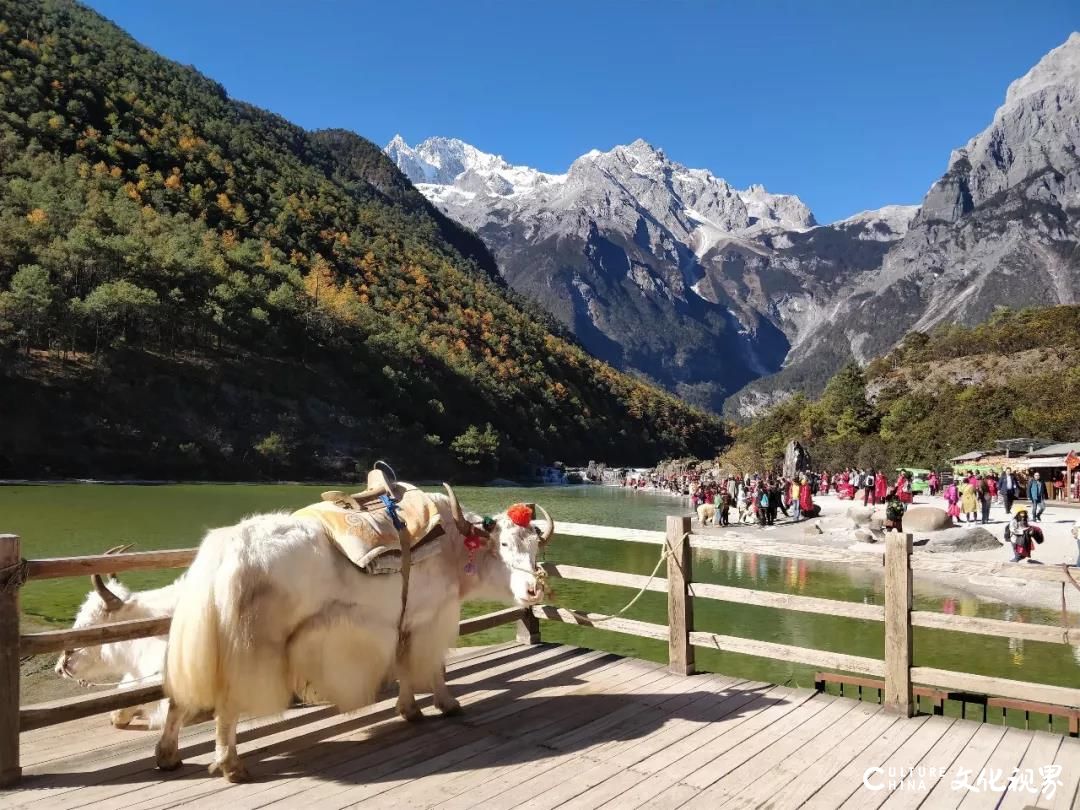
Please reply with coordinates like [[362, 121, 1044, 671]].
[[0, 0, 725, 480], [720, 306, 1080, 473]]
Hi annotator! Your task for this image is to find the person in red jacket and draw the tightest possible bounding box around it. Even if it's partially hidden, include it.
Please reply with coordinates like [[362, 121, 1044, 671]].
[[874, 471, 888, 504]]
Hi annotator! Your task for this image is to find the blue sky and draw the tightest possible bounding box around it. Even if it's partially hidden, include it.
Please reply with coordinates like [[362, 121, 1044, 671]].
[[85, 0, 1078, 223]]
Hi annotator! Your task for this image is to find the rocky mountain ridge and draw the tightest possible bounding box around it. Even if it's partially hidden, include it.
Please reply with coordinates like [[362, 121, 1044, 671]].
[[388, 32, 1080, 418], [388, 136, 908, 411]]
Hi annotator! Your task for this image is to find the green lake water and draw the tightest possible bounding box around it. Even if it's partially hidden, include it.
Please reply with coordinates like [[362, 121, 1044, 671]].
[[4, 483, 1078, 723]]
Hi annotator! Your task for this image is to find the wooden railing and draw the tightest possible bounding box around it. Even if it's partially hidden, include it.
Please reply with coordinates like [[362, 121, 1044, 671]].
[[528, 516, 1080, 718], [0, 533, 524, 787], [3, 515, 1080, 786]]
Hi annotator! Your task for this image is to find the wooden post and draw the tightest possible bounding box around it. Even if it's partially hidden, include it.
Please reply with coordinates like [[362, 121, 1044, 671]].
[[0, 534, 22, 787], [883, 531, 913, 716], [516, 608, 541, 645], [666, 515, 694, 675]]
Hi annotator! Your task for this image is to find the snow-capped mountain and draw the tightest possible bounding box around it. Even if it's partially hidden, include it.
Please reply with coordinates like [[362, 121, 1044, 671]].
[[385, 33, 1080, 416], [730, 32, 1080, 416], [386, 137, 865, 410]]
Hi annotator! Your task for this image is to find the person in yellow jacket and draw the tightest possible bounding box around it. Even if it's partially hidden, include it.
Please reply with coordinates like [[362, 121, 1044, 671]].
[[790, 478, 802, 522], [960, 480, 979, 523]]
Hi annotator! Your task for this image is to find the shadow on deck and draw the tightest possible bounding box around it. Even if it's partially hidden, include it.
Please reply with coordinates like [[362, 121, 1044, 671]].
[[2, 643, 1077, 810]]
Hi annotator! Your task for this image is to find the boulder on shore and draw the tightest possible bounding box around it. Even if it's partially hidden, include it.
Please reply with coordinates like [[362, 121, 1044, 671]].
[[921, 526, 1001, 553], [902, 506, 952, 532]]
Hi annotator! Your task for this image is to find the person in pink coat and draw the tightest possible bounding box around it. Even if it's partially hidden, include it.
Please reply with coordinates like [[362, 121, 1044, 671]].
[[944, 480, 960, 518]]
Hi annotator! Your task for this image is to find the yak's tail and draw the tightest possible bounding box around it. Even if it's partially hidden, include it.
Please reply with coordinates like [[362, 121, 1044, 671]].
[[163, 527, 229, 712]]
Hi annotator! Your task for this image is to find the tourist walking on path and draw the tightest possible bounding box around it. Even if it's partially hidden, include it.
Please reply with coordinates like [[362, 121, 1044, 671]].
[[1027, 471, 1047, 522], [978, 475, 992, 524], [897, 470, 913, 507], [928, 471, 939, 497], [944, 480, 960, 520], [799, 476, 815, 518], [861, 470, 876, 506], [790, 478, 802, 522], [960, 479, 979, 523], [874, 471, 888, 504], [987, 474, 998, 504], [999, 468, 1019, 513]]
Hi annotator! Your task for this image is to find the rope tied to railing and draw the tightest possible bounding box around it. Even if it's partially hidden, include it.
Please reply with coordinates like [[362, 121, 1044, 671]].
[[578, 533, 694, 625], [0, 558, 29, 594]]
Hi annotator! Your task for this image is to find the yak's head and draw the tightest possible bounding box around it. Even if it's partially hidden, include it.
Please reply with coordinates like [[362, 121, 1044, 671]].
[[443, 485, 554, 607], [54, 545, 150, 684]]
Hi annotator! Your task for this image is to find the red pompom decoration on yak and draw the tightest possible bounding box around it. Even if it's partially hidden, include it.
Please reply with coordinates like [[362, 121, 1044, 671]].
[[506, 503, 534, 529]]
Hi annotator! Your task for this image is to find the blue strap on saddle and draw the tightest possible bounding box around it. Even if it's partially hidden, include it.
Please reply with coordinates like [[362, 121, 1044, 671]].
[[380, 494, 405, 530]]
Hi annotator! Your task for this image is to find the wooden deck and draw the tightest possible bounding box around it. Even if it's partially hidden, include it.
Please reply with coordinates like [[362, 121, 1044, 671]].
[[1, 643, 1077, 810]]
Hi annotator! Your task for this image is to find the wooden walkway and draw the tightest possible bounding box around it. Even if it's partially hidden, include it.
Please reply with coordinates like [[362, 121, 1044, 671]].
[[1, 643, 1077, 810]]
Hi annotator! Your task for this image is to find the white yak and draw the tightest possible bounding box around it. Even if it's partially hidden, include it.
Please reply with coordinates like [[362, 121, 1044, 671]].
[[55, 547, 177, 729], [155, 485, 553, 781]]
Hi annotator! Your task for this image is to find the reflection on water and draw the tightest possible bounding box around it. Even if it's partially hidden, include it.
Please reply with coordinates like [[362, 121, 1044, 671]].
[[4, 482, 1078, 691]]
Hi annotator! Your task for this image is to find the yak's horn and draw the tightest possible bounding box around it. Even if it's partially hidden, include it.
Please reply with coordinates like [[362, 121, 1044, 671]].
[[443, 483, 469, 532], [91, 573, 124, 612], [534, 504, 555, 547]]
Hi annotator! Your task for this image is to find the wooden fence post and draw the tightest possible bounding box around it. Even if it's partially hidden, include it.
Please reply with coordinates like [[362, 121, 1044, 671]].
[[0, 534, 22, 787], [516, 608, 541, 645], [884, 531, 913, 716], [666, 515, 694, 676]]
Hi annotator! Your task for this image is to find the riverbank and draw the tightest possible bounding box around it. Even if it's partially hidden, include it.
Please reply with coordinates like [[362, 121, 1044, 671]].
[[697, 492, 1080, 615]]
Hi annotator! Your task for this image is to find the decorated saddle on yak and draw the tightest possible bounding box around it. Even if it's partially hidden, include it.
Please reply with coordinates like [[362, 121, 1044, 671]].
[[293, 465, 447, 575]]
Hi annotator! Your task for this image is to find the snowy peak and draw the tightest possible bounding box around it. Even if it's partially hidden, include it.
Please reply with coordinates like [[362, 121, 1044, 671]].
[[386, 135, 562, 195], [1004, 31, 1080, 108], [385, 136, 816, 235], [832, 205, 919, 240]]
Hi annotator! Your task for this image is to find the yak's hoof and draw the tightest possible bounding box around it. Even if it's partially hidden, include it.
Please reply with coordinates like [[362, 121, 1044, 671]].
[[436, 699, 463, 717], [208, 757, 250, 782], [154, 744, 183, 772], [110, 715, 132, 729], [398, 704, 425, 723]]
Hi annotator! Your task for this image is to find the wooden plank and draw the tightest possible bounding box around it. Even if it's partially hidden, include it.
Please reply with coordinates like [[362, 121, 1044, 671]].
[[20, 681, 164, 732], [690, 630, 886, 677], [996, 730, 1062, 810], [866, 718, 982, 810], [457, 607, 523, 636], [691, 581, 885, 622], [552, 522, 665, 544], [955, 726, 1035, 809], [800, 714, 943, 810], [5, 645, 554, 810], [516, 607, 541, 645], [19, 616, 171, 656], [678, 696, 861, 806], [913, 723, 1008, 810], [1040, 735, 1080, 809], [539, 562, 665, 593], [561, 686, 790, 810], [756, 706, 901, 810], [911, 667, 1080, 708], [374, 662, 679, 810], [675, 692, 836, 792], [532, 606, 668, 641], [245, 652, 651, 810], [354, 661, 677, 810], [688, 533, 885, 570], [910, 611, 1080, 645], [884, 532, 914, 716], [0, 534, 21, 787], [666, 515, 694, 676], [26, 550, 196, 580], [45, 645, 603, 810]]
